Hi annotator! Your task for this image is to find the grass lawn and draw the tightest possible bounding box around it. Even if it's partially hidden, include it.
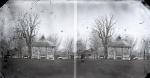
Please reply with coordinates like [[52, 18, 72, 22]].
[[77, 60, 150, 78], [1, 59, 74, 78], [1, 59, 150, 78]]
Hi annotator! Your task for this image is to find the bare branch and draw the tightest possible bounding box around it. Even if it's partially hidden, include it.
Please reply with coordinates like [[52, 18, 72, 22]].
[[93, 15, 116, 59], [16, 12, 40, 58]]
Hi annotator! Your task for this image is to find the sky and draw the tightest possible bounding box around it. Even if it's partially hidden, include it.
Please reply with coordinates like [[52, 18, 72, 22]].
[[77, 0, 150, 50], [1, 0, 150, 50]]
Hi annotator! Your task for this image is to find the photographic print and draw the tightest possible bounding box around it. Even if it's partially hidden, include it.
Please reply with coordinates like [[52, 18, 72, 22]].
[[0, 0, 150, 78]]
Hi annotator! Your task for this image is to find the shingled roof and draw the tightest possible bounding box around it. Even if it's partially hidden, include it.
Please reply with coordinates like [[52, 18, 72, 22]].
[[32, 35, 56, 48], [108, 40, 131, 48], [32, 41, 55, 48]]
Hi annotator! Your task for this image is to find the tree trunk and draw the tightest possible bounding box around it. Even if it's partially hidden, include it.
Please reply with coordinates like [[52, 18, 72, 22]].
[[104, 46, 108, 59], [54, 49, 56, 60], [96, 51, 99, 59], [27, 45, 32, 59], [144, 50, 146, 60], [19, 48, 22, 58], [95, 51, 98, 60], [68, 51, 70, 59]]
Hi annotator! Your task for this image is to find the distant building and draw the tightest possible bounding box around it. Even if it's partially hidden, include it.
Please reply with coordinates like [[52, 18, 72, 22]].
[[108, 39, 131, 60], [55, 51, 74, 59], [30, 35, 56, 60], [31, 41, 55, 60], [77, 48, 97, 59], [77, 39, 131, 60], [77, 37, 132, 60]]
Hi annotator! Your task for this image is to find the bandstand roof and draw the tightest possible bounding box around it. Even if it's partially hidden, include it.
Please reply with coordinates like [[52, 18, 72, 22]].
[[108, 40, 131, 48]]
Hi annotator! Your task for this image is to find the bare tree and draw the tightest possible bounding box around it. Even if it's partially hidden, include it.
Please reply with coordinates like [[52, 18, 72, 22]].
[[0, 19, 10, 58], [13, 27, 26, 58], [77, 39, 87, 55], [89, 30, 102, 59], [64, 38, 74, 58], [0, 27, 16, 58], [0, 19, 4, 40], [17, 12, 40, 58], [142, 38, 150, 60], [0, 15, 19, 58], [48, 34, 61, 49], [0, 39, 8, 58], [48, 34, 61, 59], [124, 36, 137, 58], [141, 38, 150, 75], [93, 16, 115, 59]]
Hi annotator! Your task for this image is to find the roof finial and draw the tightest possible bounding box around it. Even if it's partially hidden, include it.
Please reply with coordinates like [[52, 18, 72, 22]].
[[116, 35, 122, 41], [39, 35, 46, 41]]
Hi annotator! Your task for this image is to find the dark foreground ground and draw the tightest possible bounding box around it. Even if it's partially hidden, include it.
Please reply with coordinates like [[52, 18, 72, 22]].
[[77, 60, 150, 78], [0, 59, 74, 78], [0, 59, 150, 78]]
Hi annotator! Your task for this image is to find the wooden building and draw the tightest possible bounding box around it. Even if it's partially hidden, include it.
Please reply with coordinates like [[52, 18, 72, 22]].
[[108, 40, 131, 60]]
